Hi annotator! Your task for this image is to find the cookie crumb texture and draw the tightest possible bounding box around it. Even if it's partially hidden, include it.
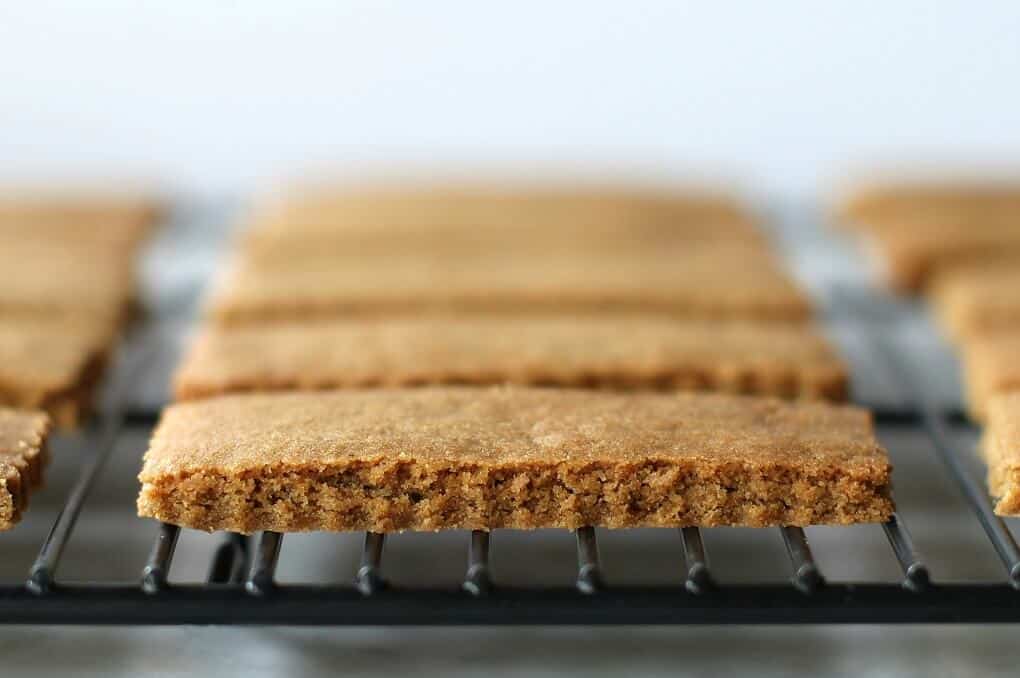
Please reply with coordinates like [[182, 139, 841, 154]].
[[137, 388, 893, 533], [983, 393, 1020, 515], [0, 408, 51, 530]]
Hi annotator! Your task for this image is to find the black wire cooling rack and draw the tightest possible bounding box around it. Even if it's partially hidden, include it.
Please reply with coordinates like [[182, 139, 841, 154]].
[[2, 319, 1020, 626]]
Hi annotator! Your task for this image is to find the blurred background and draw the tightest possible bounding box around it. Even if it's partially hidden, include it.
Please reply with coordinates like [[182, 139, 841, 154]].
[[4, 2, 1020, 677], [3, 1, 1020, 197]]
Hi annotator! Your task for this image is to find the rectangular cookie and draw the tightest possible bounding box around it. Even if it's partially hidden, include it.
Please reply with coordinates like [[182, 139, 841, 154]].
[[239, 214, 768, 265], [863, 216, 1020, 293], [0, 189, 161, 250], [836, 180, 1020, 228], [256, 183, 756, 236], [0, 236, 137, 323], [209, 244, 813, 325], [0, 408, 51, 530], [930, 260, 1020, 340], [960, 332, 1020, 421], [174, 315, 847, 402], [0, 319, 117, 428], [137, 388, 893, 533], [982, 393, 1020, 515]]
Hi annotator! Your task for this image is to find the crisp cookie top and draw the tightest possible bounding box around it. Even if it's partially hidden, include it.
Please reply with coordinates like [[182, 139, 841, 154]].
[[140, 388, 886, 478], [175, 315, 843, 397]]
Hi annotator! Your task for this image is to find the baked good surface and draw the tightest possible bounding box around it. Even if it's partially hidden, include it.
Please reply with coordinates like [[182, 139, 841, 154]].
[[0, 190, 160, 249], [256, 184, 756, 235], [137, 388, 893, 533], [0, 408, 51, 530], [864, 216, 1020, 293], [0, 236, 136, 322], [174, 315, 847, 402], [209, 245, 812, 325], [0, 319, 116, 428], [961, 333, 1020, 421], [930, 261, 1020, 340], [982, 393, 1020, 515], [837, 181, 1020, 227]]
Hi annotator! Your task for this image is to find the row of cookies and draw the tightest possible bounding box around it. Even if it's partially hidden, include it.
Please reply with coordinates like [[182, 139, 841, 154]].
[[837, 176, 1020, 516], [138, 182, 894, 534], [0, 188, 160, 529]]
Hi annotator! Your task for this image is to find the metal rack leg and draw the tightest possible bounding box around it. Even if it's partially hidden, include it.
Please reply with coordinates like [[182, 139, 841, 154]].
[[678, 527, 715, 594], [355, 532, 386, 596], [463, 530, 492, 596], [575, 527, 604, 594], [142, 523, 180, 594], [781, 527, 824, 593]]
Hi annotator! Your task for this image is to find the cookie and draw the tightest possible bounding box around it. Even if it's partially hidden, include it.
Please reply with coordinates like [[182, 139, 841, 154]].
[[0, 236, 136, 323], [174, 315, 847, 402], [960, 332, 1020, 421], [982, 393, 1020, 515], [209, 244, 812, 325], [0, 408, 51, 530], [930, 260, 1020, 340], [837, 180, 1020, 228], [256, 183, 756, 235], [137, 388, 893, 533], [0, 319, 117, 428], [0, 189, 161, 250], [863, 215, 1020, 293]]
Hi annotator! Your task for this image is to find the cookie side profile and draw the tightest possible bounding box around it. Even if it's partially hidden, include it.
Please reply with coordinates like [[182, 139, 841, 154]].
[[983, 393, 1020, 515], [137, 388, 893, 534], [0, 408, 51, 530]]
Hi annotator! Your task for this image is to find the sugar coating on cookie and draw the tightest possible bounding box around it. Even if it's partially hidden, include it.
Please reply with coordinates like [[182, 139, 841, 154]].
[[137, 388, 893, 533]]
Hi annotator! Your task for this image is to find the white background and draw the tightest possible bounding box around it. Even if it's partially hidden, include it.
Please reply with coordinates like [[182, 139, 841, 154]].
[[2, 1, 1020, 199]]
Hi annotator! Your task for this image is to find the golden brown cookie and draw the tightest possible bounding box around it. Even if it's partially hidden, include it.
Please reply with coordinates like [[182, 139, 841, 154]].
[[137, 388, 893, 533], [174, 315, 846, 402], [982, 393, 1020, 515], [0, 236, 137, 323], [0, 408, 50, 530], [836, 180, 1020, 228], [0, 319, 117, 428], [959, 332, 1020, 421], [930, 260, 1020, 340], [863, 215, 1020, 293], [0, 189, 161, 250], [256, 183, 756, 236], [209, 244, 812, 325]]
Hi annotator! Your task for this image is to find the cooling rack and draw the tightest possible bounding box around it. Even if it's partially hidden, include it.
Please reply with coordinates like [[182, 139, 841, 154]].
[[2, 204, 1020, 625]]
